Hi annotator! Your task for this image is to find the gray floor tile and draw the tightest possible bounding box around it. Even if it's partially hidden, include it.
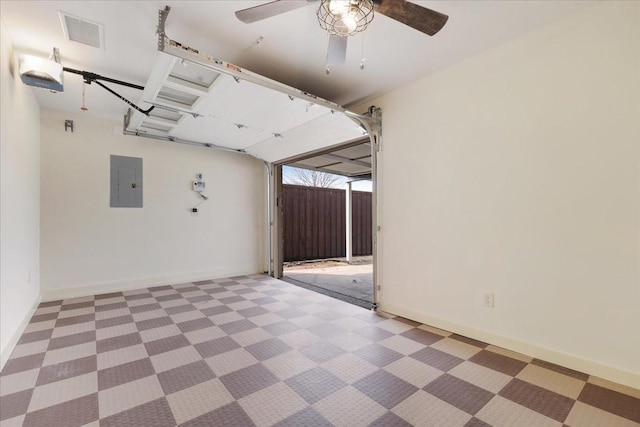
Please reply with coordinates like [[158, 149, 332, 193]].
[[0, 389, 33, 421], [263, 321, 300, 336], [354, 369, 419, 409], [100, 397, 175, 427], [179, 401, 256, 427], [410, 346, 464, 372], [144, 334, 191, 356], [219, 364, 279, 399], [1, 353, 46, 376], [23, 393, 98, 427], [97, 332, 142, 353], [218, 319, 259, 335], [355, 344, 404, 368], [157, 360, 216, 395], [195, 336, 241, 358], [368, 411, 414, 427], [285, 367, 347, 404], [176, 317, 215, 333], [298, 341, 346, 363], [36, 355, 97, 386], [136, 316, 174, 331], [577, 383, 640, 423], [424, 374, 495, 415], [245, 338, 292, 361], [98, 358, 155, 390], [469, 349, 528, 377], [273, 407, 333, 427], [401, 327, 445, 346]]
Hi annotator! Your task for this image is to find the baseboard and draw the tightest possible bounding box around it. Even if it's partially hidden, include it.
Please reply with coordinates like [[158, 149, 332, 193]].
[[1, 295, 41, 371], [379, 302, 640, 390], [42, 268, 262, 302]]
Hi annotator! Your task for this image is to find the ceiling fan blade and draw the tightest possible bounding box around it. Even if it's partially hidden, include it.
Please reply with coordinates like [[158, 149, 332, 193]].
[[374, 0, 448, 36], [327, 35, 347, 66], [235, 0, 310, 24]]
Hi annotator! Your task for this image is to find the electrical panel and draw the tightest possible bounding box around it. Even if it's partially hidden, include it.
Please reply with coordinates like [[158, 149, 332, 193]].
[[110, 155, 143, 208]]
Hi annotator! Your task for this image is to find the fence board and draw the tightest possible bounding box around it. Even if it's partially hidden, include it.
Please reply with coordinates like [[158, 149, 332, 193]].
[[352, 191, 372, 256], [282, 184, 372, 262]]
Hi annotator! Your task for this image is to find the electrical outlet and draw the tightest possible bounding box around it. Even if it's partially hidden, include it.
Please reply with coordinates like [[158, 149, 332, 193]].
[[483, 292, 494, 308]]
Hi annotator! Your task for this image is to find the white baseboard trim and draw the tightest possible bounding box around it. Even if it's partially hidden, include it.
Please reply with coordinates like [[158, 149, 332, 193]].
[[42, 269, 263, 302], [379, 302, 640, 390], [1, 295, 41, 371]]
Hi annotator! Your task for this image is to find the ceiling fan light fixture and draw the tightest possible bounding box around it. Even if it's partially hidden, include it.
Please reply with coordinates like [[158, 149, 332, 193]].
[[328, 0, 350, 16], [341, 15, 358, 33], [317, 0, 374, 37]]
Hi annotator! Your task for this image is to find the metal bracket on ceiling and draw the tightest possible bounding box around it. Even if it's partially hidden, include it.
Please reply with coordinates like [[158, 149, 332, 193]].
[[345, 105, 381, 152], [368, 105, 382, 121], [157, 6, 171, 52], [51, 47, 61, 64]]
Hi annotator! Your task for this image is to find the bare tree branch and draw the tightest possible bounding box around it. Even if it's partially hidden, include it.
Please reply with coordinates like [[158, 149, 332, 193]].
[[284, 167, 344, 188]]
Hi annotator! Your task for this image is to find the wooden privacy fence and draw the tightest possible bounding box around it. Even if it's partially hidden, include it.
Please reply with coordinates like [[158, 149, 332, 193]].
[[282, 184, 372, 262]]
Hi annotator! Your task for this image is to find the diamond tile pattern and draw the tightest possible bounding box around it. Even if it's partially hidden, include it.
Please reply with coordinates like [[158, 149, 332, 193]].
[[1, 274, 638, 426]]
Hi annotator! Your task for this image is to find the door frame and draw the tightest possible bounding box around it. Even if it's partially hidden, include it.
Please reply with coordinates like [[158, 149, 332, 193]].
[[267, 107, 381, 308]]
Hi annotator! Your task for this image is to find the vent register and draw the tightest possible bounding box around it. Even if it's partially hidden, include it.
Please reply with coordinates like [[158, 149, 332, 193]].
[[59, 12, 104, 49]]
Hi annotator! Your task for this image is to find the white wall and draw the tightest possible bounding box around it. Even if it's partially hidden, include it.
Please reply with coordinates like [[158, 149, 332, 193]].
[[370, 2, 639, 387], [0, 20, 42, 368], [40, 109, 266, 299]]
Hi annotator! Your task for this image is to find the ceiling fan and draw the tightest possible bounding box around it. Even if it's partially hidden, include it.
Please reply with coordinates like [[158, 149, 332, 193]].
[[235, 0, 448, 68]]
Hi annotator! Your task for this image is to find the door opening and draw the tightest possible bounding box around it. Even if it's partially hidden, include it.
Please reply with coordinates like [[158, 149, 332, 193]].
[[272, 138, 377, 309]]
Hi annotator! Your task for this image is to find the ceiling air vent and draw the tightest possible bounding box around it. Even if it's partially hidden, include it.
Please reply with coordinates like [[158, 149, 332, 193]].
[[59, 12, 104, 49]]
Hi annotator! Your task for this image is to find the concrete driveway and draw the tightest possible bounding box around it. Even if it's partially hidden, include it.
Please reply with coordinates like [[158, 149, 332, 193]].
[[283, 260, 373, 307]]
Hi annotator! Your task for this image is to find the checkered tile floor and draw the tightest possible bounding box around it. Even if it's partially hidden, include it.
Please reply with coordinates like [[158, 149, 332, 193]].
[[1, 275, 639, 427]]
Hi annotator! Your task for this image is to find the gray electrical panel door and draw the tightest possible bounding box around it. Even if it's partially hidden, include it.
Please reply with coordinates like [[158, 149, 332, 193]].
[[110, 155, 143, 208]]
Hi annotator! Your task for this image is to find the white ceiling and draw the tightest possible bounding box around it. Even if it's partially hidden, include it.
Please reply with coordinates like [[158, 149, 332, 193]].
[[1, 1, 589, 123]]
